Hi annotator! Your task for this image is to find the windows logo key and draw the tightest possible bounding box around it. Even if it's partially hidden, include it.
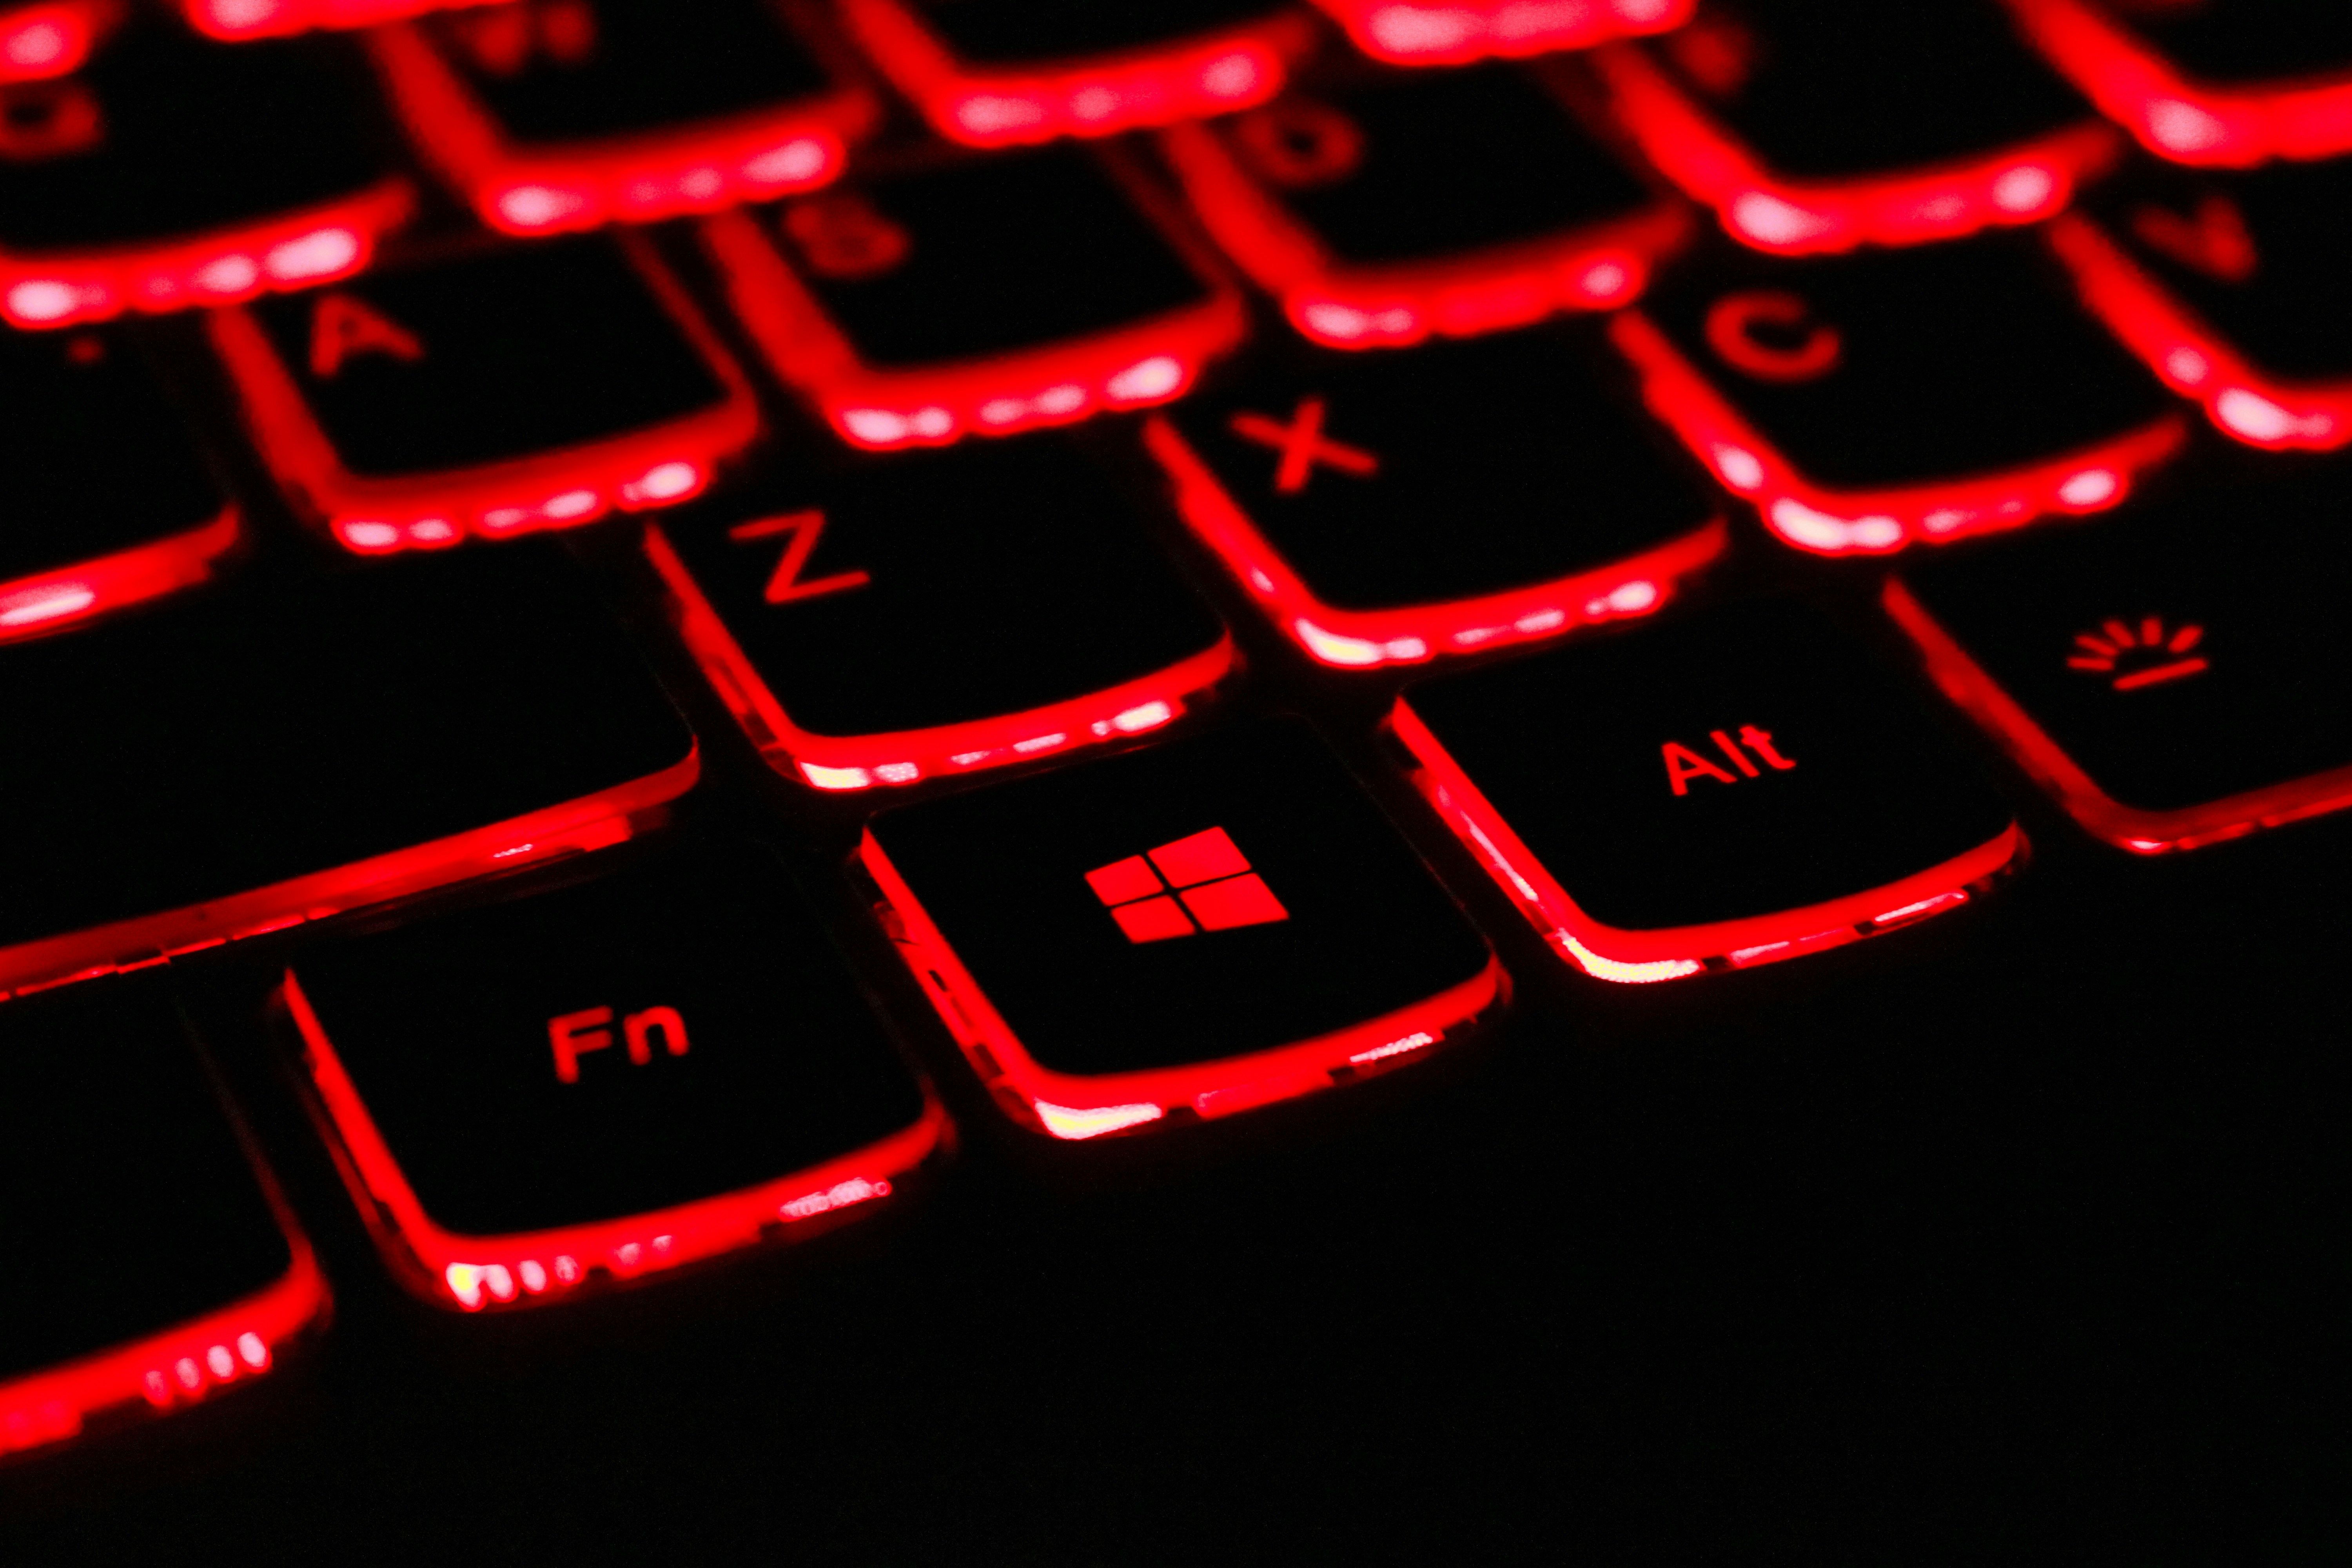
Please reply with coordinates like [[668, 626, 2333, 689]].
[[1084, 826, 1289, 944]]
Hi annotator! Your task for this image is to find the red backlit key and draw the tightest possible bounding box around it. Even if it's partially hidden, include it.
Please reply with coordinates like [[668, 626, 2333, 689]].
[[702, 145, 1246, 448], [1592, 0, 2119, 253], [0, 327, 240, 641], [862, 718, 1503, 1140], [1160, 63, 1688, 347], [0, 0, 107, 81], [836, 0, 1314, 146], [1311, 0, 1690, 67], [1886, 458, 2352, 855], [646, 434, 1233, 792], [207, 232, 760, 554], [1394, 600, 2022, 982], [0, 542, 698, 999], [0, 19, 412, 329], [2005, 0, 2352, 166], [178, 0, 501, 42], [0, 979, 325, 1460], [2052, 156, 2352, 451], [367, 0, 877, 234], [281, 843, 944, 1311], [1144, 323, 1725, 667], [1612, 230, 2185, 554]]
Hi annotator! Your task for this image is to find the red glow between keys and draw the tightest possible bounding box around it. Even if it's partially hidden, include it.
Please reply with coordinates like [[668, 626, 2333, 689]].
[[0, 505, 239, 644], [0, 1234, 324, 1459], [700, 203, 1245, 450], [2048, 212, 2352, 452], [281, 971, 945, 1312], [1591, 41, 2122, 255], [1885, 577, 2352, 854], [835, 0, 1313, 147], [860, 828, 1506, 1139], [179, 0, 500, 41], [364, 23, 874, 235], [0, 2, 98, 82], [644, 519, 1233, 792], [0, 181, 413, 332], [0, 750, 695, 1002], [204, 236, 760, 555], [2003, 0, 2352, 168], [1145, 413, 1728, 667], [1312, 0, 1693, 66], [1607, 309, 2185, 555], [1160, 116, 1688, 349], [1388, 697, 2023, 982]]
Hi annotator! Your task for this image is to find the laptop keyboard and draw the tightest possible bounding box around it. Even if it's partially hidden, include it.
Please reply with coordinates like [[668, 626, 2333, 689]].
[[5, 0, 2349, 1554]]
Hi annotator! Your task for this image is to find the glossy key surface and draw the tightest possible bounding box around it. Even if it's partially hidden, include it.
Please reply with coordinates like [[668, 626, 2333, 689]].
[[0, 543, 696, 996], [372, 0, 869, 231], [2058, 157, 2352, 449], [1396, 600, 2020, 978], [1617, 230, 2181, 551], [709, 145, 1242, 445], [649, 435, 1230, 789], [212, 234, 755, 550], [0, 327, 236, 635], [2080, 0, 2352, 85], [0, 20, 406, 327], [0, 979, 320, 1458], [1164, 63, 1680, 344], [285, 843, 938, 1308], [900, 0, 1287, 60], [1888, 456, 2352, 851], [862, 719, 1499, 1136], [1148, 323, 1724, 666]]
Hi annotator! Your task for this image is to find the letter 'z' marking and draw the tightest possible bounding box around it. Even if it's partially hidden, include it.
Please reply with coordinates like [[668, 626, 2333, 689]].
[[728, 510, 872, 605]]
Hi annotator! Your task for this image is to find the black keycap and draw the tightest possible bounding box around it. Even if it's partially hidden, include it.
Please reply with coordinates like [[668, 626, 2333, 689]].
[[702, 145, 1245, 447], [0, 327, 238, 639], [1887, 457, 2352, 853], [2055, 157, 2352, 450], [1145, 324, 1724, 666], [0, 979, 323, 1459], [0, 19, 410, 329], [1308, 0, 1691, 66], [369, 0, 874, 233], [837, 0, 1311, 144], [1162, 64, 1684, 346], [861, 719, 1501, 1139], [2007, 0, 2352, 164], [0, 542, 697, 999], [1594, 0, 2114, 252], [1614, 230, 2183, 553], [282, 844, 941, 1310], [208, 233, 759, 553], [647, 435, 1232, 792], [1392, 600, 2020, 982]]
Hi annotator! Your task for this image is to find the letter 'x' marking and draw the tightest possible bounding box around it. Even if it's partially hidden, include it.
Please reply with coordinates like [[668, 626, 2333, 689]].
[[1228, 396, 1379, 494]]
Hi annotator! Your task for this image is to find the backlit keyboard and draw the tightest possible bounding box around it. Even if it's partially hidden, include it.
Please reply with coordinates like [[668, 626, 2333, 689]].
[[5, 3, 2347, 1558]]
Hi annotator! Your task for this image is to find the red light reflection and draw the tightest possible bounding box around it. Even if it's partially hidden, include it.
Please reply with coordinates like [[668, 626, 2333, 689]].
[[1593, 41, 2120, 254], [282, 970, 946, 1311], [1608, 310, 2184, 554], [0, 505, 239, 643], [861, 828, 1506, 1138], [835, 0, 1312, 147], [2004, 0, 2352, 168], [1389, 695, 2022, 981], [644, 519, 1233, 792], [1312, 0, 1693, 66], [1144, 414, 1725, 667]]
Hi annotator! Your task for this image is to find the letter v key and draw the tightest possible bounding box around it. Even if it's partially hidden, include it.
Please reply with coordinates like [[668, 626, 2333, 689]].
[[728, 509, 871, 604]]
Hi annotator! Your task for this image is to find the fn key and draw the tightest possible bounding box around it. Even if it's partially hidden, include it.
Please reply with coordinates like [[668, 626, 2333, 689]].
[[281, 844, 944, 1311], [1394, 602, 2021, 982]]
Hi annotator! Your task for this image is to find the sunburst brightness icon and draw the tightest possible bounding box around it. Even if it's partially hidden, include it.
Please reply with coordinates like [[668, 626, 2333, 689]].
[[2067, 615, 2208, 691]]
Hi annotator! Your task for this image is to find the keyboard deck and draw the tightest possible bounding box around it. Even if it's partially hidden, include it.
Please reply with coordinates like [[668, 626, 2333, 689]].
[[4, 1, 2349, 1558]]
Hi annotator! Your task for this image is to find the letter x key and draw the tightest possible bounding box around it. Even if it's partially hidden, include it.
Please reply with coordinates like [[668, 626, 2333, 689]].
[[1228, 395, 1379, 494]]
